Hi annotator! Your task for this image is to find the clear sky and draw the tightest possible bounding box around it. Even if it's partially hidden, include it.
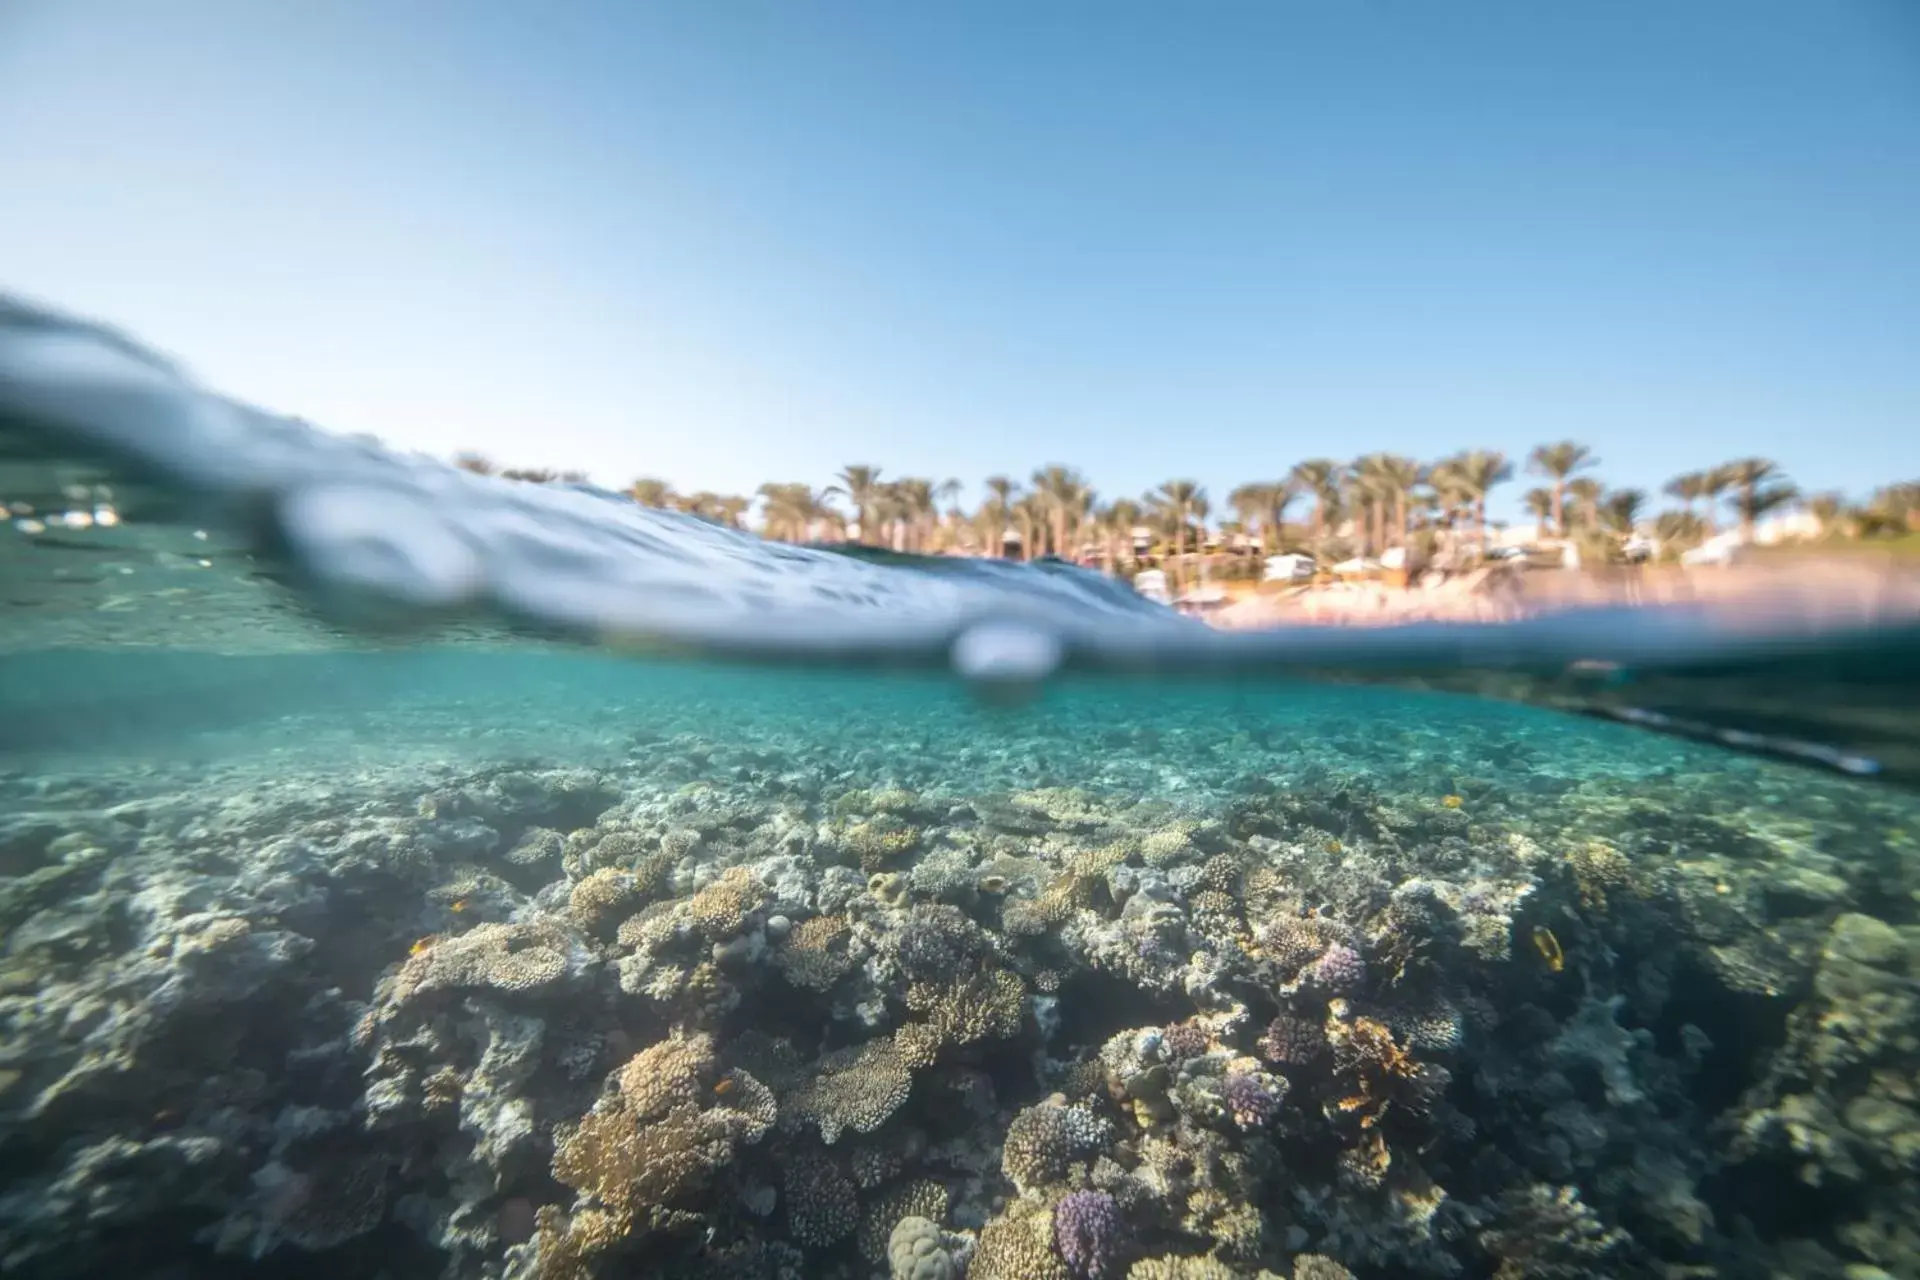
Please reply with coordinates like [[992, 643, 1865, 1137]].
[[1, 0, 1915, 524]]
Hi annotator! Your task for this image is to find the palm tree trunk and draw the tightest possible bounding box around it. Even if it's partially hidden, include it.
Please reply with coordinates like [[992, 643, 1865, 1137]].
[[1552, 482, 1566, 538]]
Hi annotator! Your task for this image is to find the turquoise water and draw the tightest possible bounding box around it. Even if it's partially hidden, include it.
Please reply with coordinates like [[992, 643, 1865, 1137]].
[[4, 295, 1920, 1279]]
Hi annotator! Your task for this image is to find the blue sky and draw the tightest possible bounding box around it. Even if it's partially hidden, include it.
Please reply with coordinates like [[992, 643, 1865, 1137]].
[[1, 0, 1915, 524]]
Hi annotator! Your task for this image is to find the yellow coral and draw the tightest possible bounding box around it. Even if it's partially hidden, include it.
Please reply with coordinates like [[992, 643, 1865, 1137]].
[[1564, 838, 1640, 911], [843, 817, 923, 872], [1141, 827, 1196, 866]]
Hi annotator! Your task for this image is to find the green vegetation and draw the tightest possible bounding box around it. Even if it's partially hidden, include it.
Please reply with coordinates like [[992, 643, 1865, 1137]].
[[449, 450, 1920, 590]]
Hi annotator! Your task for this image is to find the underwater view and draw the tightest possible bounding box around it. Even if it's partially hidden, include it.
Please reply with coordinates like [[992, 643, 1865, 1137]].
[[4, 3, 1919, 1278], [5, 296, 1920, 1280]]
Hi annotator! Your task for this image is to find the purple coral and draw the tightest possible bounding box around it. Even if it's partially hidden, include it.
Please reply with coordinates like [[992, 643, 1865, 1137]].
[[1222, 1070, 1284, 1130], [1053, 1189, 1126, 1280], [1162, 1020, 1208, 1062], [1259, 1013, 1326, 1067], [1308, 942, 1367, 993]]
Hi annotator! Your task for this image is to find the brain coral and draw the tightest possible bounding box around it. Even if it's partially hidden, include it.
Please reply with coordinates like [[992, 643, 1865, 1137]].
[[888, 1214, 958, 1280]]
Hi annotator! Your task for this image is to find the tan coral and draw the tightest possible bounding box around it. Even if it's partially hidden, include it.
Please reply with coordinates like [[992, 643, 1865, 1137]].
[[686, 866, 764, 938], [905, 968, 1027, 1047], [856, 1177, 949, 1261], [568, 868, 637, 934], [550, 1098, 733, 1222], [390, 918, 580, 1003], [615, 1031, 715, 1120], [786, 1035, 917, 1144], [775, 914, 857, 992], [531, 1204, 632, 1280], [972, 1198, 1071, 1280]]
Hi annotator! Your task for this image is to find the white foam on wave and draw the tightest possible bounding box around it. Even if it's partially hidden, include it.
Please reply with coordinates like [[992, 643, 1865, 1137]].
[[0, 294, 1193, 678]]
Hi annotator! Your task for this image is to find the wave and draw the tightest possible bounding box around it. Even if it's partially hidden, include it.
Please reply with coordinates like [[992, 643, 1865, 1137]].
[[3, 291, 1918, 784]]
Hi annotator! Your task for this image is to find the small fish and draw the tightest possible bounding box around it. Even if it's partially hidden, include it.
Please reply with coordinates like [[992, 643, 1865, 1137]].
[[1441, 794, 1464, 809], [1530, 925, 1565, 973]]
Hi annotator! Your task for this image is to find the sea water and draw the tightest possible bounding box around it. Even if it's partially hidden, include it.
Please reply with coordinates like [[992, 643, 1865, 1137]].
[[2, 295, 1919, 1280]]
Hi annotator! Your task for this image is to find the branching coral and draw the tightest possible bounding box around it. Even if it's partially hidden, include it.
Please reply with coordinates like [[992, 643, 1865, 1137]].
[[905, 967, 1027, 1048], [782, 1151, 859, 1246], [774, 914, 856, 992], [686, 866, 765, 938], [858, 1178, 950, 1262], [1002, 1100, 1114, 1193], [1323, 1000, 1447, 1129], [1054, 1189, 1128, 1280], [974, 1198, 1072, 1280], [567, 868, 637, 935]]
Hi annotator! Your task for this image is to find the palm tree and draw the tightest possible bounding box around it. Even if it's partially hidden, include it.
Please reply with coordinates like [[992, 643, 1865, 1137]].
[[1289, 459, 1342, 558], [1228, 483, 1274, 556], [1662, 471, 1707, 520], [1148, 480, 1207, 588], [1522, 487, 1554, 542], [454, 452, 498, 475], [712, 494, 749, 530], [1343, 457, 1387, 557], [978, 475, 1020, 559], [1805, 491, 1847, 537], [829, 465, 886, 545], [1654, 509, 1707, 558], [1032, 465, 1092, 560], [1012, 493, 1046, 562], [1564, 476, 1605, 531], [1450, 449, 1513, 554], [1527, 441, 1598, 537], [628, 477, 675, 508], [755, 482, 813, 541], [1372, 455, 1423, 549], [1598, 488, 1646, 538], [1699, 467, 1733, 535], [1100, 498, 1143, 573], [892, 477, 937, 552], [1719, 458, 1796, 543]]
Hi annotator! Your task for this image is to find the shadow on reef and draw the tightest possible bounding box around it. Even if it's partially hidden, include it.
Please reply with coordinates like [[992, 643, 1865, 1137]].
[[5, 699, 1920, 1280]]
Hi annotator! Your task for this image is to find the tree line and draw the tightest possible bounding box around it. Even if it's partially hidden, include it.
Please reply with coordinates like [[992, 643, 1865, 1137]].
[[452, 447, 1919, 578]]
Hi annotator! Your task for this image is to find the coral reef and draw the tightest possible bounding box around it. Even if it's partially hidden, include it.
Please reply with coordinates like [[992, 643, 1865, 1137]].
[[2, 669, 1917, 1280]]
